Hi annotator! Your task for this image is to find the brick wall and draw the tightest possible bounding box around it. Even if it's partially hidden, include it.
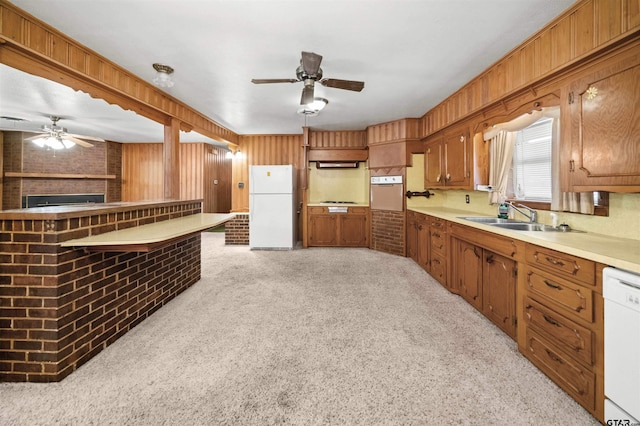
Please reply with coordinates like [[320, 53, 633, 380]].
[[370, 210, 405, 256], [225, 213, 249, 245], [0, 201, 201, 382], [1, 134, 122, 209]]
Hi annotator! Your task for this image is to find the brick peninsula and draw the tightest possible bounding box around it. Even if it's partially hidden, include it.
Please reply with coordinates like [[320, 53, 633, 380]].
[[0, 200, 233, 382]]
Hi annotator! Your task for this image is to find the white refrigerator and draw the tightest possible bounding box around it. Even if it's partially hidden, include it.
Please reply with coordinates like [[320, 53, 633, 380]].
[[249, 165, 296, 249]]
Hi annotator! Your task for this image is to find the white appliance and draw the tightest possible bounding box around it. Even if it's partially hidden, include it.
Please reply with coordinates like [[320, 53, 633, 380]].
[[370, 175, 403, 211], [249, 165, 296, 250], [603, 267, 640, 423]]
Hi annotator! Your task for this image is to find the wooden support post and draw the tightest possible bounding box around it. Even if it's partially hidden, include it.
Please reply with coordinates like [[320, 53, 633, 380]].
[[164, 117, 180, 200]]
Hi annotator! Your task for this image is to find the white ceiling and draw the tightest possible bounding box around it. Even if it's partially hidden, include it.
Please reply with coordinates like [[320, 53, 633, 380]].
[[0, 0, 575, 143]]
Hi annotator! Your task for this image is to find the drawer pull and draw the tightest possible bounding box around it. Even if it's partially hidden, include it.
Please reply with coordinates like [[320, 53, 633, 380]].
[[545, 349, 564, 364], [544, 280, 563, 290], [545, 256, 565, 267], [543, 314, 560, 327], [433, 232, 441, 238]]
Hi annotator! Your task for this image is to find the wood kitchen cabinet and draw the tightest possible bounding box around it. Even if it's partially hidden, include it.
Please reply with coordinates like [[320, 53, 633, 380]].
[[423, 122, 487, 190], [428, 216, 448, 287], [450, 223, 520, 340], [564, 44, 640, 192], [518, 244, 603, 420], [307, 206, 369, 247], [455, 239, 483, 311], [406, 211, 430, 272]]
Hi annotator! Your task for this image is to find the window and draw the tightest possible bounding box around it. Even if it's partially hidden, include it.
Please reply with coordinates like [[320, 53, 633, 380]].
[[511, 117, 553, 202]]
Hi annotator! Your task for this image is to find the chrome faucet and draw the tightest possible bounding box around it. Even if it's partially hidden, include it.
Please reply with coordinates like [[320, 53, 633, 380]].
[[505, 201, 537, 223]]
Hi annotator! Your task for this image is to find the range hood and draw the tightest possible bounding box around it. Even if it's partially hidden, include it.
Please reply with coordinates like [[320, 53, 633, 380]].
[[315, 161, 359, 169], [308, 148, 368, 169]]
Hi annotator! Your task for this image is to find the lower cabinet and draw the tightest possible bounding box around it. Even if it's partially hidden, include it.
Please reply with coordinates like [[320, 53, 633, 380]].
[[405, 213, 605, 422], [453, 237, 517, 339], [406, 211, 430, 270], [308, 206, 369, 247], [518, 243, 604, 420], [428, 216, 448, 287]]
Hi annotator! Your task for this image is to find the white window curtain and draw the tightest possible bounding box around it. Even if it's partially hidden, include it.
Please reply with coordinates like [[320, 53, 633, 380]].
[[487, 130, 515, 204], [483, 106, 594, 214]]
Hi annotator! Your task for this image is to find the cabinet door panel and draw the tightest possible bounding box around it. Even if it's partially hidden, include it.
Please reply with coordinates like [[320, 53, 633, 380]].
[[339, 214, 368, 247], [443, 130, 470, 187], [483, 251, 516, 339], [424, 138, 444, 187], [569, 49, 640, 190], [406, 214, 418, 261], [417, 219, 430, 271], [308, 215, 337, 246], [456, 240, 483, 311]]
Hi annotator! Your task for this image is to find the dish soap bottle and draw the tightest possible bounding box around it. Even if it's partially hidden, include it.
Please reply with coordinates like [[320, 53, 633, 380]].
[[498, 203, 509, 219]]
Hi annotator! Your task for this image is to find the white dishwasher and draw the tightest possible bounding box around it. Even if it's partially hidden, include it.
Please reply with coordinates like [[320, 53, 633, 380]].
[[603, 267, 640, 423]]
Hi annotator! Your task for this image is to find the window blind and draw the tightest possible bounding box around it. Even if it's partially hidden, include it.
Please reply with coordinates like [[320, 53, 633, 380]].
[[512, 117, 553, 201]]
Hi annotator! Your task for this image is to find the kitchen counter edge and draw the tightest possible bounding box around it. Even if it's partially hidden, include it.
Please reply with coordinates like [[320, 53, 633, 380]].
[[408, 206, 640, 274]]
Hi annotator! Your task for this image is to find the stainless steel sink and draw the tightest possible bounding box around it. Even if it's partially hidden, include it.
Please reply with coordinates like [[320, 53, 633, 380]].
[[489, 223, 560, 232], [459, 216, 521, 224]]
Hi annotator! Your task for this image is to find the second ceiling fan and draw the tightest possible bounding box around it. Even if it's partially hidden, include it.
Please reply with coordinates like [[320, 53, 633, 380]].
[[251, 51, 365, 105]]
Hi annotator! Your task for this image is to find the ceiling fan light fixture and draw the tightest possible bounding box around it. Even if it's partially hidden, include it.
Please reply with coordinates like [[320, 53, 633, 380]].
[[297, 97, 328, 116], [31, 136, 75, 150], [152, 63, 175, 88]]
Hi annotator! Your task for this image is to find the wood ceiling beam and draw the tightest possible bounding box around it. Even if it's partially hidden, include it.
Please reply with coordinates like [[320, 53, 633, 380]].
[[0, 1, 238, 147]]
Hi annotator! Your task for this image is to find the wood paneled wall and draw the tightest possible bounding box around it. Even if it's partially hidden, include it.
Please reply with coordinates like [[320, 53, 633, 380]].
[[309, 130, 367, 149], [367, 119, 421, 144], [231, 134, 303, 212], [122, 143, 231, 213], [420, 0, 640, 137]]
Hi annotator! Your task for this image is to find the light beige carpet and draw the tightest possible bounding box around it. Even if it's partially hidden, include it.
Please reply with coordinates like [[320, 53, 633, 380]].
[[0, 233, 599, 425]]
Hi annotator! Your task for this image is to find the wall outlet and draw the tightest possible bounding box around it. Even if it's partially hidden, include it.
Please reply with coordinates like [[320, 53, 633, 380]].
[[465, 194, 470, 204]]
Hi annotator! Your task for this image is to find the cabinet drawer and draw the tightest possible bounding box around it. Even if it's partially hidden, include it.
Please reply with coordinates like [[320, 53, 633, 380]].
[[430, 253, 447, 286], [524, 297, 594, 366], [308, 207, 328, 214], [430, 229, 447, 255], [524, 266, 594, 323], [429, 216, 446, 230], [450, 223, 518, 258], [525, 328, 595, 411], [525, 244, 595, 286], [347, 207, 368, 215]]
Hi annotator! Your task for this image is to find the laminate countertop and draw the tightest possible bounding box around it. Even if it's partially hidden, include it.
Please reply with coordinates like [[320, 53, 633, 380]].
[[60, 213, 234, 251], [409, 206, 640, 274]]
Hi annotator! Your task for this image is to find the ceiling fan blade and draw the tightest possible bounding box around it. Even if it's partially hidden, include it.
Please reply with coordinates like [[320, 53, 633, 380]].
[[23, 133, 49, 140], [300, 85, 315, 105], [66, 132, 105, 142], [251, 78, 299, 84], [65, 135, 95, 148], [301, 51, 323, 76], [320, 78, 365, 92]]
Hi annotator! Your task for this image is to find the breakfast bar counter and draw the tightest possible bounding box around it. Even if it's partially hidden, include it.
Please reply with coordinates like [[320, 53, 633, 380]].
[[0, 200, 233, 382]]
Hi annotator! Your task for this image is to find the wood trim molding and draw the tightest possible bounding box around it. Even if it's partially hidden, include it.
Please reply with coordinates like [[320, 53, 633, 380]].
[[0, 1, 238, 146], [4, 172, 116, 179]]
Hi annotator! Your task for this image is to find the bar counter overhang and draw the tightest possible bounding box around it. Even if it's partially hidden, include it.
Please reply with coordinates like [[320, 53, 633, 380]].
[[0, 200, 233, 382]]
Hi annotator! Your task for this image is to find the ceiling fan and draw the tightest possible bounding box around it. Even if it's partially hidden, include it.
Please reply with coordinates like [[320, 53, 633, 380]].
[[251, 51, 365, 106], [23, 116, 104, 150]]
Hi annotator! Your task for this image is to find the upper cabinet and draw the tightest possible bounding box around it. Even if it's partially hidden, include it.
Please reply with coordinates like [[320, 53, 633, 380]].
[[564, 45, 640, 192], [424, 122, 488, 190], [367, 119, 423, 169]]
